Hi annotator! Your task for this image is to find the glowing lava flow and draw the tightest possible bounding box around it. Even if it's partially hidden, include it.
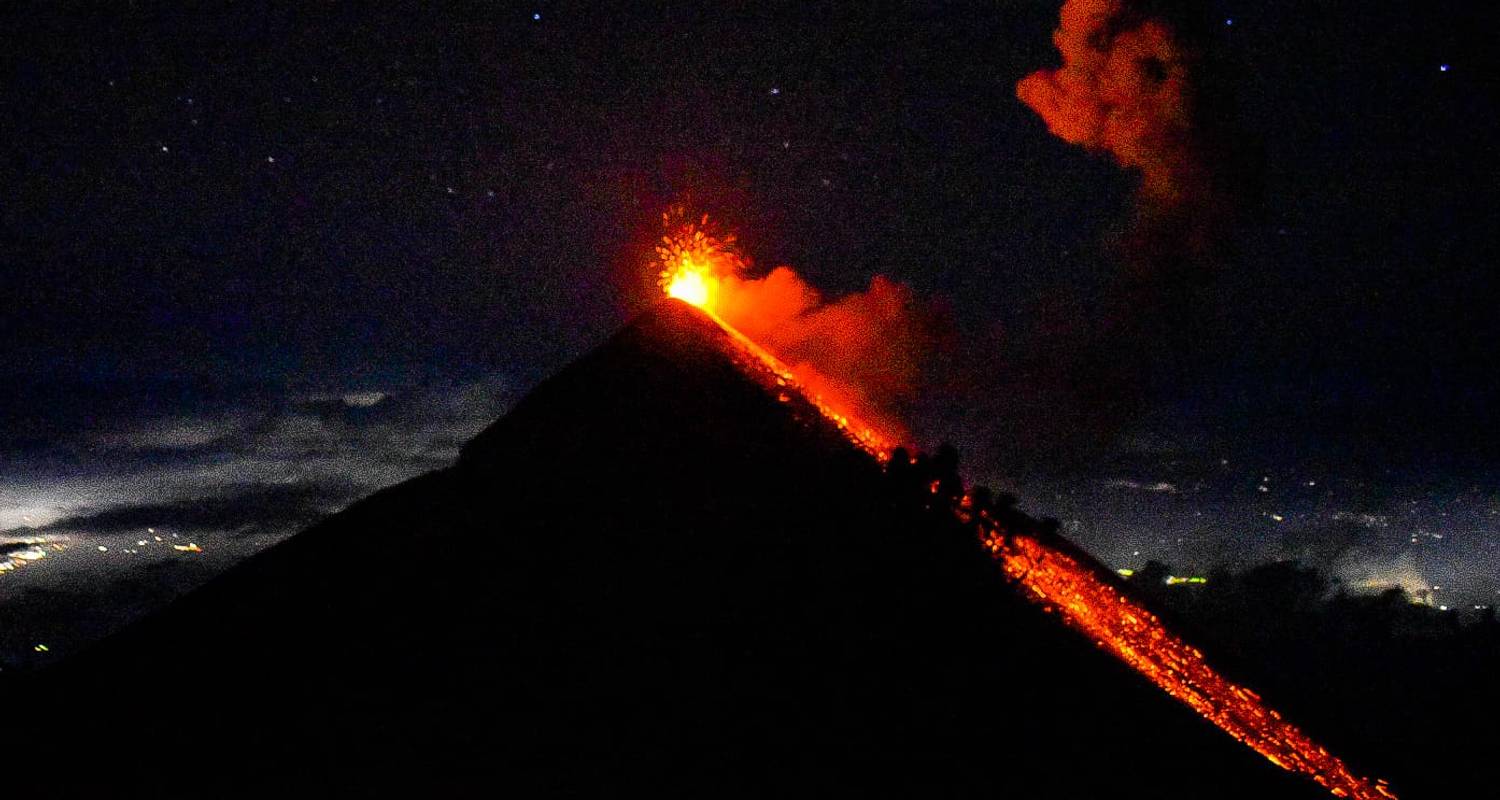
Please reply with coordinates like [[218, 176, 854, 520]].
[[973, 519, 1397, 799], [654, 214, 1394, 797], [656, 213, 892, 458], [687, 298, 891, 460]]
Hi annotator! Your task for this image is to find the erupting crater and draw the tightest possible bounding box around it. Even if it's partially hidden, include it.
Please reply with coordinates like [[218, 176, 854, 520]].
[[653, 215, 1398, 800]]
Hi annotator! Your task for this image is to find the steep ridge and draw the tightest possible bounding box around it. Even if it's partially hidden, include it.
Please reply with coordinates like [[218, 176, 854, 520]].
[[3, 300, 1322, 797]]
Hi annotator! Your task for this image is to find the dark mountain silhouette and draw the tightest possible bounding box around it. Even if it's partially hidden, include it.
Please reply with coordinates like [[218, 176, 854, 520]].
[[3, 300, 1325, 797]]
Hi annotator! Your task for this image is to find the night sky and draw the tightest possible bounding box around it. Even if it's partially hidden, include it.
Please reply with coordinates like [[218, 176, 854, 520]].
[[3, 2, 1497, 661]]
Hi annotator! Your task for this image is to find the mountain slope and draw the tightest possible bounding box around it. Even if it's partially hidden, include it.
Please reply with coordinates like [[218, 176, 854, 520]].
[[4, 300, 1323, 797]]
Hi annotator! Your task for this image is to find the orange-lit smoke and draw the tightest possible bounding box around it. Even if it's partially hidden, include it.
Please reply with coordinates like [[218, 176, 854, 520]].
[[1017, 0, 1206, 207], [655, 209, 927, 445]]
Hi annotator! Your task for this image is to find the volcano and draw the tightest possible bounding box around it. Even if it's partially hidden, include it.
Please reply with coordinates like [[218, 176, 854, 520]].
[[4, 300, 1336, 797]]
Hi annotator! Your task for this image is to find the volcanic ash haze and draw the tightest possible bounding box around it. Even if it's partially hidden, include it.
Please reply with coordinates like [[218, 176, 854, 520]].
[[3, 299, 1329, 798]]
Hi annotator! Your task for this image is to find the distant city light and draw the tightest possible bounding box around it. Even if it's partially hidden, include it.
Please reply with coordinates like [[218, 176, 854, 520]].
[[342, 391, 387, 408]]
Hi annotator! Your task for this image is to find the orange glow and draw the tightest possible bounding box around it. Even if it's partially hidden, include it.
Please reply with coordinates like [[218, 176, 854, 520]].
[[656, 209, 737, 315], [711, 308, 893, 458], [669, 291, 891, 458], [657, 223, 1397, 797], [967, 510, 1396, 799], [664, 258, 715, 308], [654, 208, 900, 452]]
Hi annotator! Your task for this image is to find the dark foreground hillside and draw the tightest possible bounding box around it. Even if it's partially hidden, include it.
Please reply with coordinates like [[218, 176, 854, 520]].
[[4, 301, 1324, 797]]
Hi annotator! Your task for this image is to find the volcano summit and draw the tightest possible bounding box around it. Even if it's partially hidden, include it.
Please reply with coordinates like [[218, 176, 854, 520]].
[[5, 301, 1339, 797]]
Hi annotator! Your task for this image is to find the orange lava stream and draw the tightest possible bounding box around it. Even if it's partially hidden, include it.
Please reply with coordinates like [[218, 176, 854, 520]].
[[971, 518, 1398, 799], [656, 206, 1393, 796], [654, 212, 893, 459], [699, 302, 892, 460], [687, 302, 1394, 799]]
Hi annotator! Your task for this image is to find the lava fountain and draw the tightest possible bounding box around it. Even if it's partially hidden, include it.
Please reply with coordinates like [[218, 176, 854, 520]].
[[649, 209, 1398, 798], [654, 209, 894, 456], [656, 211, 732, 315], [664, 265, 712, 308]]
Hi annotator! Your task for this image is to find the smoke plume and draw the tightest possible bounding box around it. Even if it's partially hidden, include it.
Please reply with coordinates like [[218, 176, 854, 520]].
[[714, 268, 932, 444], [1017, 0, 1244, 271], [969, 1, 1259, 475], [1018, 0, 1200, 204]]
